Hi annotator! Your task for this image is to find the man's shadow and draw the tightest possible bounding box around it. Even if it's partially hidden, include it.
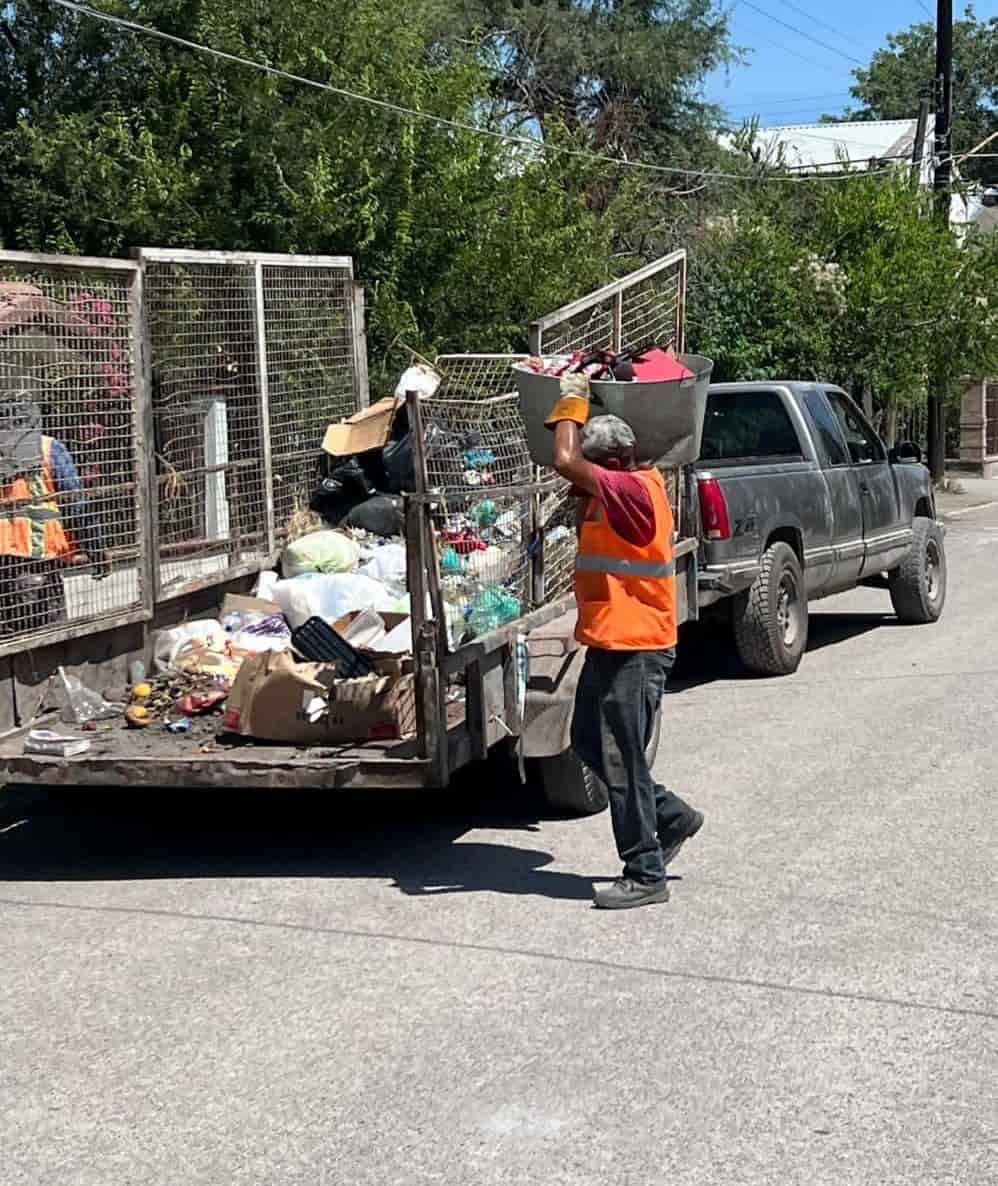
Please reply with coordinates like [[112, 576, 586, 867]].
[[0, 771, 604, 902]]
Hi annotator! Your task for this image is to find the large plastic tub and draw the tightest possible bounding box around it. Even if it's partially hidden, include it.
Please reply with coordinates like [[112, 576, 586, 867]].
[[514, 354, 713, 468]]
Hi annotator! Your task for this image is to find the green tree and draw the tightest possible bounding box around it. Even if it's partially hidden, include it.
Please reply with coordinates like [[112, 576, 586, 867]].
[[685, 172, 998, 443], [840, 7, 998, 185], [0, 0, 614, 375], [454, 1, 733, 159]]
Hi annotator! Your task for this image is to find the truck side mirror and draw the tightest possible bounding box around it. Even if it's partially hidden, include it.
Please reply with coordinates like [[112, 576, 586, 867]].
[[890, 441, 922, 465]]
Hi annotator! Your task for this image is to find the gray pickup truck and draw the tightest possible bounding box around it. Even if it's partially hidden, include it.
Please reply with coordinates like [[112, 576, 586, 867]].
[[695, 381, 946, 676]]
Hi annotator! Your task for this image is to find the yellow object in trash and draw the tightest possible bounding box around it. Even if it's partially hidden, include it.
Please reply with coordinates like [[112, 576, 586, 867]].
[[132, 683, 153, 701]]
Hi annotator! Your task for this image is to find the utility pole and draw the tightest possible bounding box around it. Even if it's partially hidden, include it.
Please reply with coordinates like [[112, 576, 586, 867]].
[[911, 95, 930, 181], [927, 0, 953, 482]]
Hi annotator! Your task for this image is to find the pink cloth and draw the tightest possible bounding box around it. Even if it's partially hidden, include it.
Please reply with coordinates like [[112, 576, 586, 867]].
[[631, 349, 694, 382]]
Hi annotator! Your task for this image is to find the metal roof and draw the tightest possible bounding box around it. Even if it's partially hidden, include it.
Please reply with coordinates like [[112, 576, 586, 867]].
[[719, 117, 936, 186]]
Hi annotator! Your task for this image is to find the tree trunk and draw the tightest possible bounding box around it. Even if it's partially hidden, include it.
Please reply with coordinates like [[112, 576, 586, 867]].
[[883, 395, 899, 448]]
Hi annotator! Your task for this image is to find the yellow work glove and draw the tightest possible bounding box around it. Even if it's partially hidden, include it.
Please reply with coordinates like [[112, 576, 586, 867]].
[[544, 372, 591, 429]]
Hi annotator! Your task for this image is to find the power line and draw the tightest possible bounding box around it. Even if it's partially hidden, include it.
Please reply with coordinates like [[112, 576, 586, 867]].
[[729, 20, 845, 74], [774, 0, 865, 50], [720, 91, 853, 112], [719, 90, 853, 107], [36, 0, 897, 187], [736, 0, 866, 66]]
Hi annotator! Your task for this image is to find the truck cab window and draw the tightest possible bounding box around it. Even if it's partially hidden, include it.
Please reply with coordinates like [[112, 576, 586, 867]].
[[802, 390, 850, 466], [700, 390, 803, 463], [825, 392, 886, 465]]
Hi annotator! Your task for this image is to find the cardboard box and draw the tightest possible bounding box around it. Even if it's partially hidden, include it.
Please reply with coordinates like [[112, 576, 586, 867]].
[[220, 593, 282, 619], [224, 650, 416, 745], [321, 397, 398, 457], [331, 611, 414, 674]]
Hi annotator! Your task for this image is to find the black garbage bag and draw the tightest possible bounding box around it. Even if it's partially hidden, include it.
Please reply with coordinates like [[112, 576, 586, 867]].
[[341, 493, 405, 537], [383, 420, 465, 494], [382, 431, 415, 494], [309, 455, 379, 524]]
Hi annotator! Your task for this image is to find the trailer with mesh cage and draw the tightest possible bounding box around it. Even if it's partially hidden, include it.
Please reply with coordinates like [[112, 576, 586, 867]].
[[0, 248, 696, 808]]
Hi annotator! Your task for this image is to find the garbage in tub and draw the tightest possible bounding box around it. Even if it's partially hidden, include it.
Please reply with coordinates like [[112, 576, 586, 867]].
[[513, 345, 713, 468]]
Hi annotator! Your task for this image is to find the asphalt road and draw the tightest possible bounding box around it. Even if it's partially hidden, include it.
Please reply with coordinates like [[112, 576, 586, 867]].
[[3, 505, 997, 1186]]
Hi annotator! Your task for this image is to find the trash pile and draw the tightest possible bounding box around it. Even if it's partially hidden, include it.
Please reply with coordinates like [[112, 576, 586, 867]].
[[519, 346, 695, 383], [34, 362, 534, 755]]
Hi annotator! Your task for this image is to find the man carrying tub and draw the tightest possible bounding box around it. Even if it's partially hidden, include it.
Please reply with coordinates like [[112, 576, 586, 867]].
[[546, 375, 703, 909]]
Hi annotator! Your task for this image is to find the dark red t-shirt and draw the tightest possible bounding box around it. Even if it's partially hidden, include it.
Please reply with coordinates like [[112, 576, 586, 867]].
[[590, 468, 656, 547]]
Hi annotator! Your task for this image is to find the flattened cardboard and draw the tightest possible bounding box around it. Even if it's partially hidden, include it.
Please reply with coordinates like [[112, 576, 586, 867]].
[[220, 593, 282, 619], [321, 397, 397, 457], [224, 649, 416, 745]]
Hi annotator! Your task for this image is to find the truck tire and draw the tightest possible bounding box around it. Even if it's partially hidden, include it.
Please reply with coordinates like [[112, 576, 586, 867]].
[[536, 707, 662, 816], [889, 517, 946, 624], [733, 541, 808, 676]]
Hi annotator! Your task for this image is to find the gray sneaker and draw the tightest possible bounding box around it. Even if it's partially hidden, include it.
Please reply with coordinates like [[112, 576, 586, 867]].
[[593, 878, 671, 910], [659, 810, 704, 867]]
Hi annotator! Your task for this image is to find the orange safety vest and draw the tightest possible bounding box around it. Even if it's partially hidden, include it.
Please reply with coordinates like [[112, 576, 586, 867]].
[[574, 467, 677, 651], [0, 437, 73, 561]]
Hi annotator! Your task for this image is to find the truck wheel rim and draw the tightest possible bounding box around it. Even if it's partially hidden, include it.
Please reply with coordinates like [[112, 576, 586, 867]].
[[925, 539, 942, 602], [777, 574, 799, 646]]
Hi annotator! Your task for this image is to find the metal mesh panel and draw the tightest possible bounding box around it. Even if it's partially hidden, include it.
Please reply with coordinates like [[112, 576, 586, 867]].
[[435, 354, 525, 400], [262, 264, 356, 536], [532, 251, 686, 359], [620, 270, 682, 353], [534, 300, 617, 358], [0, 256, 146, 652], [421, 394, 537, 644], [537, 481, 577, 602], [143, 259, 269, 596]]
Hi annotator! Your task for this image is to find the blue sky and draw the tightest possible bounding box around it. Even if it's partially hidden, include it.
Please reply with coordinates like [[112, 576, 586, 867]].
[[705, 0, 998, 127]]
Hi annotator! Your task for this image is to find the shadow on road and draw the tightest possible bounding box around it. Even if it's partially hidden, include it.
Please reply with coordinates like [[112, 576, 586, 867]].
[[0, 770, 607, 900], [670, 610, 899, 689], [0, 612, 898, 893]]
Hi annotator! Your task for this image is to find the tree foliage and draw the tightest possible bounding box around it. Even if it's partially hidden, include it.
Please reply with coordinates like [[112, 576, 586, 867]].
[[842, 7, 998, 185], [687, 173, 998, 438], [0, 0, 737, 376], [0, 0, 994, 426]]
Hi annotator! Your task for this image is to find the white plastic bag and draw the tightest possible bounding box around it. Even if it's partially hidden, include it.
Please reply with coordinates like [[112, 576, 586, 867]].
[[254, 570, 280, 601], [282, 530, 359, 578], [272, 573, 399, 630], [153, 620, 226, 673], [58, 667, 122, 725], [228, 630, 291, 655], [358, 543, 407, 592], [394, 363, 440, 402]]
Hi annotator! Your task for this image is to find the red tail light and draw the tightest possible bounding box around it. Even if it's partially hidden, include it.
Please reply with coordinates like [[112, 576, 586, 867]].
[[698, 476, 731, 541]]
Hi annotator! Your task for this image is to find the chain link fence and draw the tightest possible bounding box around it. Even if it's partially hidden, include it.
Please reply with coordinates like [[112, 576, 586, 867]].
[[0, 253, 148, 656]]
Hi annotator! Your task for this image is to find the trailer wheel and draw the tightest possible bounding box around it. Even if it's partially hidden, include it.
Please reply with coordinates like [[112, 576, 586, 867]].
[[535, 708, 662, 817]]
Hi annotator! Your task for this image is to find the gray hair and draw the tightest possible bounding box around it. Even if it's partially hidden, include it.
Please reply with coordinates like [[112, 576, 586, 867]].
[[580, 414, 636, 467]]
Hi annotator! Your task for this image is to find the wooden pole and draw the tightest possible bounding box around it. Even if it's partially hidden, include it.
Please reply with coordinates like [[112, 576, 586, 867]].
[[927, 0, 953, 483]]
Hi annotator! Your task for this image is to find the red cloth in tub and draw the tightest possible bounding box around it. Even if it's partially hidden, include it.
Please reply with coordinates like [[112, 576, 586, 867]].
[[631, 349, 694, 382]]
